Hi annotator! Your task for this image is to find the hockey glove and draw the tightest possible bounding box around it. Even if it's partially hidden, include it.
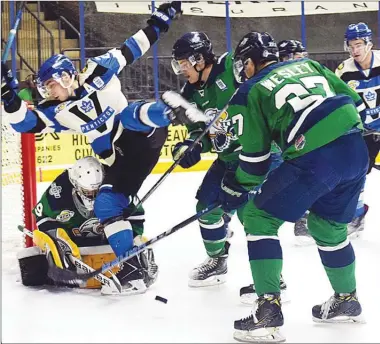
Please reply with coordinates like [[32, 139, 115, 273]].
[[1, 62, 22, 113], [147, 1, 182, 33], [172, 139, 202, 168], [218, 171, 251, 213], [162, 90, 208, 125], [1, 62, 19, 90]]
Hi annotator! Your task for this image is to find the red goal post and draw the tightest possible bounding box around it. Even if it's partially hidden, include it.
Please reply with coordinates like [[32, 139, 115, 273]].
[[2, 122, 37, 248]]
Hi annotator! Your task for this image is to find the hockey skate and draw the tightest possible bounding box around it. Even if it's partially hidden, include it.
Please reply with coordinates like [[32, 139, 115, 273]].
[[347, 204, 368, 239], [101, 255, 147, 296], [188, 242, 229, 287], [294, 213, 314, 246], [234, 294, 285, 343], [240, 275, 289, 305], [312, 291, 365, 323]]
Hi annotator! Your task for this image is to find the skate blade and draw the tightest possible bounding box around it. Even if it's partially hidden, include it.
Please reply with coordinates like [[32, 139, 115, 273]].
[[312, 314, 366, 324], [240, 290, 290, 306], [233, 327, 285, 343], [188, 274, 227, 288]]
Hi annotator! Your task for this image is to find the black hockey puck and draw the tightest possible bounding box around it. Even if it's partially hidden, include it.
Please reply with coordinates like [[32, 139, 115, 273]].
[[155, 295, 168, 304]]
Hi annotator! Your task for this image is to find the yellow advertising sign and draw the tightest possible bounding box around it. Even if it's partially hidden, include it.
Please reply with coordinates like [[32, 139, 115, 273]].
[[35, 125, 216, 182]]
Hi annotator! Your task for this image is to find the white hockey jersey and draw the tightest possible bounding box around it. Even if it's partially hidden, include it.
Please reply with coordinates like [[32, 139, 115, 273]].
[[335, 50, 380, 131], [4, 25, 164, 166]]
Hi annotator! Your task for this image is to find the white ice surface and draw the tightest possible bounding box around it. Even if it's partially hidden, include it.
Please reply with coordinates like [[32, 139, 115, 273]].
[[2, 170, 380, 343]]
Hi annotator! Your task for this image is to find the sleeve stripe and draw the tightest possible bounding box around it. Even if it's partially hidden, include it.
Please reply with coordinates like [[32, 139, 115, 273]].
[[239, 152, 270, 163], [132, 29, 151, 56], [124, 37, 143, 62], [139, 103, 160, 128], [36, 217, 58, 226], [7, 101, 28, 124], [239, 159, 270, 176], [357, 103, 366, 112]]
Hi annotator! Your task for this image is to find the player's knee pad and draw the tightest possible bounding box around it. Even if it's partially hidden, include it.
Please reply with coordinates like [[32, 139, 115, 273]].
[[33, 228, 80, 269], [17, 246, 49, 286], [307, 212, 348, 246], [94, 187, 132, 223]]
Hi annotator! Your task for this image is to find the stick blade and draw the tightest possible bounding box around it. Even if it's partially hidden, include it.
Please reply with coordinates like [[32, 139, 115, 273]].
[[47, 265, 88, 285]]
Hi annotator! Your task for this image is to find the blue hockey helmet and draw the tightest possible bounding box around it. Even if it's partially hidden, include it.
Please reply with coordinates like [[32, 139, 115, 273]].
[[171, 31, 215, 75], [233, 31, 279, 80], [345, 22, 372, 46], [36, 54, 77, 98]]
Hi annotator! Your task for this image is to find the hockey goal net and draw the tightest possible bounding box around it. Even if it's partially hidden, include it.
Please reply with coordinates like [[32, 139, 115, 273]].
[[2, 119, 36, 248]]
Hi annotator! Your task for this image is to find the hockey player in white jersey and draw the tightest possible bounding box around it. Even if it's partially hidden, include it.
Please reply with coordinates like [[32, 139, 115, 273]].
[[1, 1, 207, 296], [334, 22, 380, 236]]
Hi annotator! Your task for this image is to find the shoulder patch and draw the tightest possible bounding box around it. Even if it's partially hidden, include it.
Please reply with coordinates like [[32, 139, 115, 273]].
[[49, 182, 62, 198], [337, 63, 344, 70], [347, 80, 360, 90]]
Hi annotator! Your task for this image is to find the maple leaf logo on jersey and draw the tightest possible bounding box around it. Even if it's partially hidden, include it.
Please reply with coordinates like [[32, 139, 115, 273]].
[[80, 100, 94, 113], [365, 90, 376, 102]]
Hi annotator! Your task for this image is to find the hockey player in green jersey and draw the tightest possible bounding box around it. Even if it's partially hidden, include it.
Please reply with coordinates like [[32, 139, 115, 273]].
[[216, 31, 368, 342], [170, 32, 288, 298]]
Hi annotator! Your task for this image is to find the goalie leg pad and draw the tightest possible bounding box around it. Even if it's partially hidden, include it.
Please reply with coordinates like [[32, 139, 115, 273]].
[[33, 229, 80, 269], [17, 246, 49, 286], [81, 252, 120, 289]]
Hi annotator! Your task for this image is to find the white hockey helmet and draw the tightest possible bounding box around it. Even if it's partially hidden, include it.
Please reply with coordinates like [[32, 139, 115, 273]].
[[68, 156, 104, 210]]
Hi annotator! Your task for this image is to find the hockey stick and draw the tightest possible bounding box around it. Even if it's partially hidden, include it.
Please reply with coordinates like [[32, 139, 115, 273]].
[[18, 225, 122, 292], [136, 91, 238, 209], [363, 128, 380, 136], [2, 1, 26, 63], [47, 203, 221, 284]]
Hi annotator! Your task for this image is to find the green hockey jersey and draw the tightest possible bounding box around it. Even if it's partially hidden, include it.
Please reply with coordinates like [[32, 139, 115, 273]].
[[32, 170, 106, 245], [226, 58, 365, 188], [181, 52, 241, 162]]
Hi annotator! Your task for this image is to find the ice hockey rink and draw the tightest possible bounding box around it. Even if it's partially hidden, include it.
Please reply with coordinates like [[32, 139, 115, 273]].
[[2, 169, 380, 343]]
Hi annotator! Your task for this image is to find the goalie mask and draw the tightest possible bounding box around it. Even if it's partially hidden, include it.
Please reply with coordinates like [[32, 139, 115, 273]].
[[68, 157, 104, 213]]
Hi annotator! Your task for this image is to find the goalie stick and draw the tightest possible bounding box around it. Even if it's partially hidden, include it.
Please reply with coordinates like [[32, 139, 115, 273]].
[[18, 225, 122, 293], [47, 203, 220, 285]]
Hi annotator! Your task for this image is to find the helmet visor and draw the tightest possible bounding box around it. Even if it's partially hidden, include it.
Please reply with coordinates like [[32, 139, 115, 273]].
[[36, 71, 74, 99], [233, 58, 245, 83], [171, 56, 197, 75], [345, 40, 372, 61]]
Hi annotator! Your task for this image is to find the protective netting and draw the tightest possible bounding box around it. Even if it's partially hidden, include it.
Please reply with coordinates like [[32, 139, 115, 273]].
[[1, 121, 25, 245]]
